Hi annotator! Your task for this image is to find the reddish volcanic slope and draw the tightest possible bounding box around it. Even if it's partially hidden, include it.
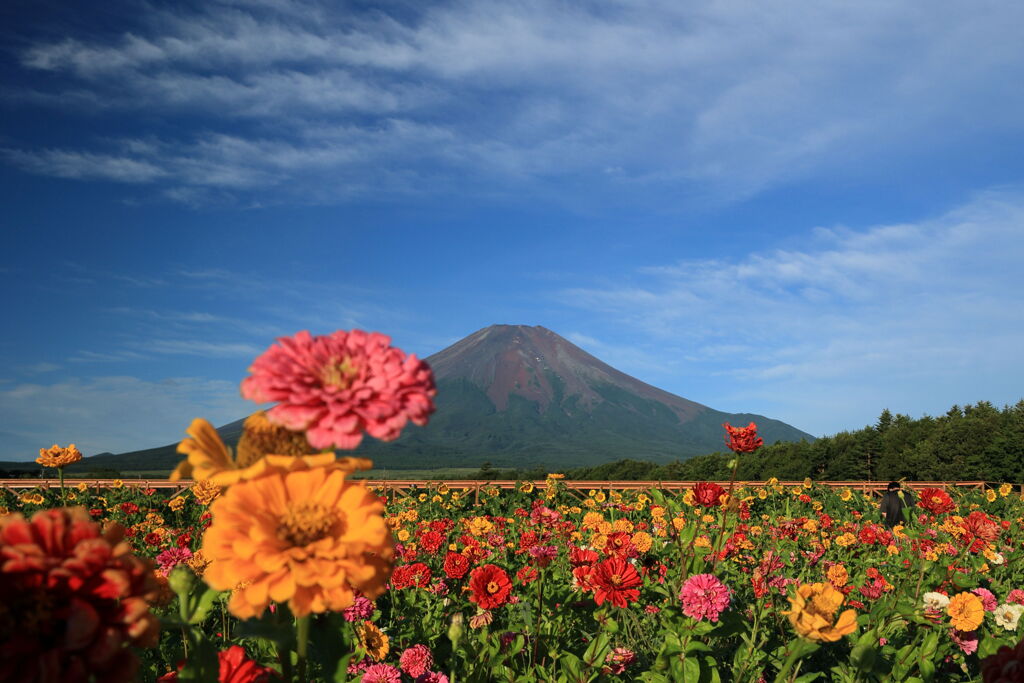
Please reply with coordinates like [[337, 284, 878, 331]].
[[426, 324, 707, 422]]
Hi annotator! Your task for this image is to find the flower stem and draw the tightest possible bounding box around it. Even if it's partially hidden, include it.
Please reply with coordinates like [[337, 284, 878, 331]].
[[58, 467, 65, 505], [710, 457, 741, 569], [296, 614, 311, 682]]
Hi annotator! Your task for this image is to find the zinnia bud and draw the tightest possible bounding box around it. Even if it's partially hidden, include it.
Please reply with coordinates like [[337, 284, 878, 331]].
[[448, 613, 465, 647]]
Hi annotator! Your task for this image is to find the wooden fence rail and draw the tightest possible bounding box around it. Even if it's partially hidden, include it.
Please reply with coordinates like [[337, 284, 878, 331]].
[[0, 478, 1002, 497]]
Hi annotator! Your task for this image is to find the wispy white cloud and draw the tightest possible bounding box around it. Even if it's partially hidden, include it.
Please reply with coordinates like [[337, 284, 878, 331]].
[[0, 375, 255, 460], [560, 189, 1024, 434], [5, 0, 1023, 204]]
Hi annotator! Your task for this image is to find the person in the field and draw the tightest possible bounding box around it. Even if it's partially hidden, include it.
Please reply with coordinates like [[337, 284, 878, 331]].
[[880, 481, 915, 528]]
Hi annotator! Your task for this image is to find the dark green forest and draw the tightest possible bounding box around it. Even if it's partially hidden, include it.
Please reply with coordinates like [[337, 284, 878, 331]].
[[562, 400, 1024, 482]]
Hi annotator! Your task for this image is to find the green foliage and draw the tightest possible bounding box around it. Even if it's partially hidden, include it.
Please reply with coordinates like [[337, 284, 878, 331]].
[[566, 399, 1024, 482]]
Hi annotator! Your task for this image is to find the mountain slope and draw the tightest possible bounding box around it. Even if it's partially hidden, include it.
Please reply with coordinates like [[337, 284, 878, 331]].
[[61, 324, 814, 473], [355, 325, 813, 468]]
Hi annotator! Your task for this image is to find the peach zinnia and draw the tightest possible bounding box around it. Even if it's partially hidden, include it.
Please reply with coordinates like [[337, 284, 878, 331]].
[[240, 329, 436, 450], [201, 458, 394, 619], [784, 582, 858, 642]]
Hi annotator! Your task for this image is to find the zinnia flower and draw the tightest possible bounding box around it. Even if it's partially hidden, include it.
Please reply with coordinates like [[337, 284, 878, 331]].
[[170, 415, 352, 486], [590, 556, 642, 608], [157, 645, 277, 682], [468, 564, 513, 610], [361, 663, 402, 683], [240, 329, 436, 450], [693, 481, 727, 508], [679, 573, 731, 622], [343, 594, 375, 622], [357, 621, 390, 661], [784, 582, 858, 642], [603, 647, 637, 675], [399, 644, 433, 678], [983, 636, 1024, 682], [947, 592, 985, 631], [975, 588, 999, 612], [36, 443, 82, 469], [922, 592, 951, 612], [723, 422, 764, 453], [201, 458, 394, 619], [0, 507, 160, 682], [950, 629, 979, 655], [155, 547, 194, 575], [994, 604, 1024, 631], [443, 551, 470, 579], [918, 488, 956, 515]]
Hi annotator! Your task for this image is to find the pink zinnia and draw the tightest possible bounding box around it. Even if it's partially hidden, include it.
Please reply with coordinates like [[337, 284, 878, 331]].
[[241, 330, 436, 450], [155, 547, 193, 575], [400, 644, 434, 678], [1007, 589, 1024, 605], [950, 629, 978, 655], [604, 647, 637, 675], [678, 573, 731, 622], [343, 595, 374, 622], [362, 663, 403, 683], [416, 674, 449, 683], [973, 587, 998, 612]]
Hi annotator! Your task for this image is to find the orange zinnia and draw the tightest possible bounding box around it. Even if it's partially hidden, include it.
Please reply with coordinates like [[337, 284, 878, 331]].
[[947, 592, 985, 631], [784, 582, 858, 642], [36, 443, 82, 469], [201, 458, 393, 618]]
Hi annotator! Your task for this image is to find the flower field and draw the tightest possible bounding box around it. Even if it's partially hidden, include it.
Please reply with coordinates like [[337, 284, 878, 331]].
[[3, 475, 1024, 681], [3, 329, 1024, 682]]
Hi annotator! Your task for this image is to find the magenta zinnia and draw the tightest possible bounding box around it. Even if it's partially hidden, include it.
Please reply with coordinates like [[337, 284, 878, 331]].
[[241, 329, 436, 450], [679, 573, 731, 622]]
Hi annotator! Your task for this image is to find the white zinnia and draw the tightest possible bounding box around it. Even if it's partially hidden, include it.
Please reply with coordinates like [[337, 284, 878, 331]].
[[993, 603, 1024, 631], [922, 592, 951, 611]]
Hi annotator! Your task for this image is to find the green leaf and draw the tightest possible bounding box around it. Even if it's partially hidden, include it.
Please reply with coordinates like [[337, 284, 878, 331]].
[[682, 656, 701, 682]]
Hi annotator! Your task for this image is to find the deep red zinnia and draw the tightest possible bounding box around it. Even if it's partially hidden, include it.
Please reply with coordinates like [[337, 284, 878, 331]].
[[0, 508, 160, 683], [468, 564, 513, 610], [590, 556, 642, 608], [723, 422, 764, 453], [918, 488, 955, 515], [693, 481, 727, 508], [443, 551, 470, 579]]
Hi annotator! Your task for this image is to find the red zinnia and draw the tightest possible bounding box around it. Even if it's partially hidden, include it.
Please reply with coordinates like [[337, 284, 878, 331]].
[[443, 551, 470, 579], [241, 329, 436, 450], [391, 562, 431, 589], [158, 645, 278, 682], [918, 488, 955, 515], [468, 564, 513, 610], [418, 530, 444, 554], [590, 556, 642, 608], [723, 422, 764, 453], [0, 508, 160, 682], [962, 511, 1001, 553], [693, 481, 727, 508]]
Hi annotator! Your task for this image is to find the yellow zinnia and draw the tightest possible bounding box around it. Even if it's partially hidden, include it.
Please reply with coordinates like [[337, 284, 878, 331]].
[[201, 457, 393, 619], [947, 592, 985, 631], [170, 413, 342, 486], [784, 582, 858, 642]]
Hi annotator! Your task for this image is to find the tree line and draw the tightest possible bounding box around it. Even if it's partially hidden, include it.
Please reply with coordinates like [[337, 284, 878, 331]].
[[563, 400, 1024, 483]]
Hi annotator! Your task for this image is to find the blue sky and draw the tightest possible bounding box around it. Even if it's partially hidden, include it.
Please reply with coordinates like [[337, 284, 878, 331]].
[[2, 0, 1024, 460]]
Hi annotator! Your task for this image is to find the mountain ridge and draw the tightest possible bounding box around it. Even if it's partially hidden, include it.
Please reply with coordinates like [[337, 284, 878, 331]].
[[25, 324, 814, 473]]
